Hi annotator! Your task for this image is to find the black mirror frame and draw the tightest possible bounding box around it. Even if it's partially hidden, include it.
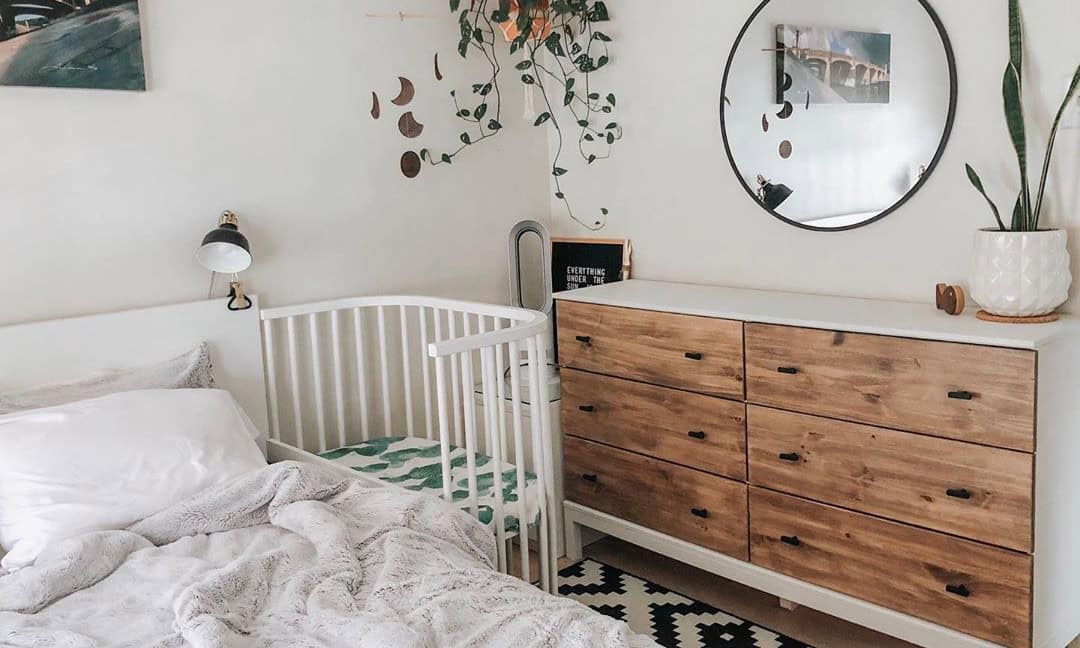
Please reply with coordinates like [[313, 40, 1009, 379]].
[[719, 0, 959, 232]]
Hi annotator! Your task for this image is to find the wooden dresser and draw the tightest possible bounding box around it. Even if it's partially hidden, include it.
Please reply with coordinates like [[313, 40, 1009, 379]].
[[556, 280, 1080, 648]]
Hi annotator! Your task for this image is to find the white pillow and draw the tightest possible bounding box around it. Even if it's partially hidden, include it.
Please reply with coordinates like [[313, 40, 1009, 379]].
[[0, 389, 266, 571], [0, 342, 215, 415]]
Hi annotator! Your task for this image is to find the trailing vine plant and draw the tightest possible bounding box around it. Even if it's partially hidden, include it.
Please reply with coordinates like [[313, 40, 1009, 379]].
[[420, 0, 621, 230]]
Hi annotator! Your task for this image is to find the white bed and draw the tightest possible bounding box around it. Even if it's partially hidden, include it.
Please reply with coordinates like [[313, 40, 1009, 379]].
[[0, 296, 643, 647]]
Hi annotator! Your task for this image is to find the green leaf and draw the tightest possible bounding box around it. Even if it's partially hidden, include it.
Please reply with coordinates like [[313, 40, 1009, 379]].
[[593, 32, 612, 42], [490, 8, 510, 22], [606, 132, 615, 144], [534, 112, 551, 126], [565, 77, 575, 91], [564, 91, 575, 106], [553, 167, 568, 176], [577, 119, 589, 127], [441, 153, 452, 164], [583, 133, 594, 141], [1003, 63, 1031, 228], [571, 42, 582, 55], [460, 132, 471, 145], [516, 60, 533, 70], [606, 93, 616, 106], [521, 74, 536, 85], [587, 154, 597, 164], [487, 119, 503, 131], [458, 37, 469, 58], [1032, 64, 1080, 226], [605, 122, 617, 129], [420, 149, 429, 161], [450, 0, 461, 11], [588, 1, 610, 22], [596, 55, 609, 69], [601, 105, 612, 113], [601, 208, 609, 215], [475, 103, 488, 118], [965, 164, 1005, 231], [473, 27, 484, 43], [555, 191, 565, 199], [1008, 0, 1023, 81], [1010, 193, 1025, 231], [545, 33, 566, 57], [588, 92, 600, 100], [480, 83, 492, 96], [458, 108, 472, 118]]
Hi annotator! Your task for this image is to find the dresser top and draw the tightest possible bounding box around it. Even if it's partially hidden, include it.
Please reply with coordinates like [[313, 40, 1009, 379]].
[[554, 280, 1077, 350]]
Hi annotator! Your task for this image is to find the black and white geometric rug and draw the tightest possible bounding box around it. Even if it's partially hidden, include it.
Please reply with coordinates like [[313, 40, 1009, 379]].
[[559, 559, 814, 648]]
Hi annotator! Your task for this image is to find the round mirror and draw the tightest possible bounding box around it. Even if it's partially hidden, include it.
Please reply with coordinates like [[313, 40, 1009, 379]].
[[720, 0, 957, 231]]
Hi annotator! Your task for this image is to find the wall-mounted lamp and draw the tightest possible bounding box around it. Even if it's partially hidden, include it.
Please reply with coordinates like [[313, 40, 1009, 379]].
[[196, 211, 253, 311], [756, 175, 794, 211]]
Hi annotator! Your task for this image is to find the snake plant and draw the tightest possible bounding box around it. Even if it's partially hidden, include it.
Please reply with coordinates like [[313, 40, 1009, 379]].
[[966, 0, 1080, 232]]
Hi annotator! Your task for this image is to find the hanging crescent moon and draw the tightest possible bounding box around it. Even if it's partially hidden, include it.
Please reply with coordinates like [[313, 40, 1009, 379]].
[[391, 77, 415, 106], [776, 101, 793, 119], [398, 112, 424, 138]]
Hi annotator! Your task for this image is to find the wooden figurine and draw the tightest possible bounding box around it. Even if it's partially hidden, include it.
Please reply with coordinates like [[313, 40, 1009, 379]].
[[935, 283, 966, 316]]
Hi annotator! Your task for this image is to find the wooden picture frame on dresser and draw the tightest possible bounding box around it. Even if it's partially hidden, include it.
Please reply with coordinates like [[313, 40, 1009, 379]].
[[556, 280, 1080, 648]]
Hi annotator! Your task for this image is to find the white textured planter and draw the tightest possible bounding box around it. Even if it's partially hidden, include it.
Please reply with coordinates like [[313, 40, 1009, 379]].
[[971, 229, 1072, 317]]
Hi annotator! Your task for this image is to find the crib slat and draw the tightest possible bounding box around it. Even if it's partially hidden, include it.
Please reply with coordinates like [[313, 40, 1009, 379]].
[[418, 308, 435, 440], [434, 355, 453, 501], [399, 306, 415, 438], [494, 318, 509, 462], [353, 307, 370, 442], [309, 313, 328, 453], [460, 347, 481, 519], [526, 336, 551, 593], [262, 319, 281, 441], [533, 334, 558, 592], [286, 316, 305, 451], [507, 339, 530, 585], [481, 346, 507, 572], [449, 312, 463, 448], [330, 310, 347, 449], [377, 306, 392, 436]]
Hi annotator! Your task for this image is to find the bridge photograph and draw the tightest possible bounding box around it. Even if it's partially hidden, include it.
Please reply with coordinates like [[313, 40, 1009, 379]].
[[0, 0, 144, 90], [776, 24, 892, 105]]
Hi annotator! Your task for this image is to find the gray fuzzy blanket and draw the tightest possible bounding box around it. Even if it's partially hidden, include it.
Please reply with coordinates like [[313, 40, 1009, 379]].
[[0, 462, 655, 648]]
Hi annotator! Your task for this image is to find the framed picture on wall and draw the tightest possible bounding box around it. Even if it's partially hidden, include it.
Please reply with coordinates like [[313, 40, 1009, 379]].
[[775, 24, 892, 105], [0, 0, 146, 90]]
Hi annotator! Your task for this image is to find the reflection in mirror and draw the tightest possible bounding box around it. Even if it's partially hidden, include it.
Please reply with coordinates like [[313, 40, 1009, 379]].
[[721, 0, 956, 231]]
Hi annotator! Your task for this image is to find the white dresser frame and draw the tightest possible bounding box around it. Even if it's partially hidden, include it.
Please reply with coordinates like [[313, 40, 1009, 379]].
[[558, 280, 1080, 648]]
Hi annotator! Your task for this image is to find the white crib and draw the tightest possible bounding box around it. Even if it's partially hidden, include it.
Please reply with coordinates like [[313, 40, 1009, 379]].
[[259, 296, 559, 593]]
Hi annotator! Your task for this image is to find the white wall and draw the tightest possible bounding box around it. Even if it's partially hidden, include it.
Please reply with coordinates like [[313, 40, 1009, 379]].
[[0, 0, 550, 327], [546, 0, 1080, 309]]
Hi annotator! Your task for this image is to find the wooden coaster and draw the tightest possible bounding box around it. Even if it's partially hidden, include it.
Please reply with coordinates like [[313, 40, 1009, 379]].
[[976, 310, 1059, 324]]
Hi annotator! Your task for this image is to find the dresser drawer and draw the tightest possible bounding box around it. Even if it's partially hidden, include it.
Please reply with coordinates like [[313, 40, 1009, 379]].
[[750, 488, 1032, 648], [745, 324, 1036, 451], [557, 301, 744, 399], [562, 369, 747, 480], [747, 406, 1033, 552], [565, 436, 748, 560]]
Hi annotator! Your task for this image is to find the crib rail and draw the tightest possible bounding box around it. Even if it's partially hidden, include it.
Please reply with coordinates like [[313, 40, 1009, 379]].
[[260, 296, 557, 592]]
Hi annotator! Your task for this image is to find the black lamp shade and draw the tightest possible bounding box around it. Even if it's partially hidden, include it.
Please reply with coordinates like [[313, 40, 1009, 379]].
[[761, 182, 794, 211], [195, 222, 252, 274]]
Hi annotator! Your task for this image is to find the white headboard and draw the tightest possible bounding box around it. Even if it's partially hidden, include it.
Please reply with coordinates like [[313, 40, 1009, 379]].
[[0, 297, 269, 436]]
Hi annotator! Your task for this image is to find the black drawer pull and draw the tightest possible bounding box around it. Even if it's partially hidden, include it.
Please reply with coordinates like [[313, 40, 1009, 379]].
[[575, 335, 592, 346], [777, 366, 799, 375], [581, 473, 598, 483], [946, 584, 971, 598], [948, 390, 974, 401], [685, 352, 703, 361], [780, 535, 801, 547], [690, 508, 709, 518], [946, 488, 972, 500], [688, 430, 707, 440], [578, 405, 595, 413], [778, 452, 801, 462]]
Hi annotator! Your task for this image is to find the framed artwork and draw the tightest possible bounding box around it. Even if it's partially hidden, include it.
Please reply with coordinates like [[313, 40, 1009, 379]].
[[0, 0, 145, 90], [776, 24, 891, 105]]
